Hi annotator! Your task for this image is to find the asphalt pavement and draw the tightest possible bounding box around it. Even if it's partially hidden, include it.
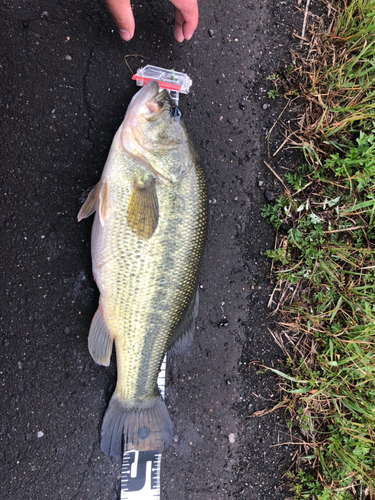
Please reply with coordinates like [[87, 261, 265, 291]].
[[1, 1, 301, 498]]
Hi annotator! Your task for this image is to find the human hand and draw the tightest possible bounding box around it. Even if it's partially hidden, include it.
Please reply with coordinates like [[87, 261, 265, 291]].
[[104, 0, 199, 42], [170, 0, 199, 42]]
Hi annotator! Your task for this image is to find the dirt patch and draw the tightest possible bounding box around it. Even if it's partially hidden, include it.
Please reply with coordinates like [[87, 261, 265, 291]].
[[1, 0, 304, 498]]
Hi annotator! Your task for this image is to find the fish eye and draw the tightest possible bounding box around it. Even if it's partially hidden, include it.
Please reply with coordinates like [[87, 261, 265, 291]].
[[171, 107, 181, 120]]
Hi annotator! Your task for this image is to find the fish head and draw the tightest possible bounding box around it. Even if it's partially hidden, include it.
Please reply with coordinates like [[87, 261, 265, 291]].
[[119, 81, 193, 182]]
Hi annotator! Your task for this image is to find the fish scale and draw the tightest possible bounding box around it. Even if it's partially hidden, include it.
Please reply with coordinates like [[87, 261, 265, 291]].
[[112, 176, 204, 400]]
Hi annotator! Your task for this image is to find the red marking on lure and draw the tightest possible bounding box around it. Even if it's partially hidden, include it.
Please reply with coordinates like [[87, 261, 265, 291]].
[[132, 75, 182, 92]]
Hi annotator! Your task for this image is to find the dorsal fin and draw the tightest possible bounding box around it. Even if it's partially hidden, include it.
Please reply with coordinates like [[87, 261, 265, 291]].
[[77, 181, 108, 226], [98, 181, 108, 227], [168, 288, 199, 356], [77, 184, 99, 221]]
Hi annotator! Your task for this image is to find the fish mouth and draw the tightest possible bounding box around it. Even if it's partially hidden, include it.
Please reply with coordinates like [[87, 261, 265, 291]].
[[121, 81, 162, 144], [128, 81, 160, 114], [127, 81, 172, 121]]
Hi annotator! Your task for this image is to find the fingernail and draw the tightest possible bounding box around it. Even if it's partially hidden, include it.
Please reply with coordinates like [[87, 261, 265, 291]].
[[119, 29, 131, 41]]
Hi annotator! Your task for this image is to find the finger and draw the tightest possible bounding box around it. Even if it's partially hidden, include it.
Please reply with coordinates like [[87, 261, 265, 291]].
[[105, 0, 135, 41], [173, 9, 185, 43], [171, 0, 199, 41], [173, 23, 184, 43], [181, 10, 198, 41]]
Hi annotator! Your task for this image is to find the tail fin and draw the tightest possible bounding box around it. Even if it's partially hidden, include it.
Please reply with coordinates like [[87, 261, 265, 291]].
[[100, 394, 173, 457]]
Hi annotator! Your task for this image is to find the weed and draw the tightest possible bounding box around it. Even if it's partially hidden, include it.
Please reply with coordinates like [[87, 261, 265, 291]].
[[263, 132, 375, 497], [262, 1, 375, 497], [267, 88, 280, 100], [266, 73, 282, 100], [274, 0, 375, 153]]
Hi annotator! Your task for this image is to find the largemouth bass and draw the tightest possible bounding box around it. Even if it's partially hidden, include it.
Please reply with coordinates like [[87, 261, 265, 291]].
[[78, 81, 207, 456]]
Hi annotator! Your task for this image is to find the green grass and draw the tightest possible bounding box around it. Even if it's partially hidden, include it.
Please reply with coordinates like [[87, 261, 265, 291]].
[[280, 0, 375, 146], [262, 1, 375, 498], [263, 131, 375, 499]]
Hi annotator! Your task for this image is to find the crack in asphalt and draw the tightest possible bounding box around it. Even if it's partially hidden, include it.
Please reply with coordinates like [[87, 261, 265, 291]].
[[82, 26, 104, 145]]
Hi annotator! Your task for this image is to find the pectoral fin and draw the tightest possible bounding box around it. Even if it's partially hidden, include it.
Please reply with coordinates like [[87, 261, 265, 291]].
[[77, 182, 108, 226], [88, 304, 114, 366], [127, 177, 159, 239]]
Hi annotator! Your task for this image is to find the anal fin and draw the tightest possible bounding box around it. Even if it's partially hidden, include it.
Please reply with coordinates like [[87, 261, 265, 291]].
[[88, 304, 114, 366]]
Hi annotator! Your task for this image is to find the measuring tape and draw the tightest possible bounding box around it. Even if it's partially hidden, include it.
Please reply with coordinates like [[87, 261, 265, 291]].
[[120, 68, 191, 499], [120, 355, 167, 500], [121, 450, 162, 499]]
